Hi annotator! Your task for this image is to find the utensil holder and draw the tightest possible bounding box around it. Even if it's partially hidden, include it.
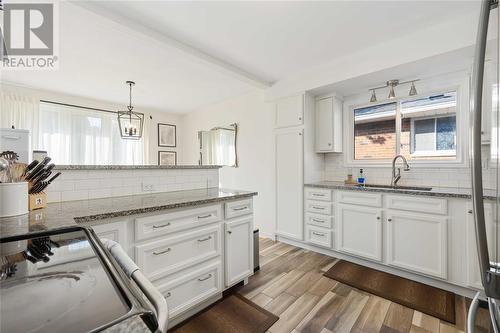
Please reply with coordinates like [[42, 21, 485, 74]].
[[0, 182, 28, 217], [29, 192, 47, 211]]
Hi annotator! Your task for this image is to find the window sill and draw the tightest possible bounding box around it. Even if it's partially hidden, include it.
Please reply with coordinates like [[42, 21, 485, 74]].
[[344, 159, 468, 169]]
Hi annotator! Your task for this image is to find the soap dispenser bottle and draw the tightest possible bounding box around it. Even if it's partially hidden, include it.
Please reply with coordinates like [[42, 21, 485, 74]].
[[357, 168, 365, 186]]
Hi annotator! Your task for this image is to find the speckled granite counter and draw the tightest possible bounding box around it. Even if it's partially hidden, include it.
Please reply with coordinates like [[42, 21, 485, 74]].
[[54, 164, 221, 170], [305, 181, 497, 200], [0, 188, 257, 239]]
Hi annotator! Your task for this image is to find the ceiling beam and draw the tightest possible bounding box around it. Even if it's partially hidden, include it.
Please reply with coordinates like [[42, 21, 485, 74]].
[[72, 2, 272, 89]]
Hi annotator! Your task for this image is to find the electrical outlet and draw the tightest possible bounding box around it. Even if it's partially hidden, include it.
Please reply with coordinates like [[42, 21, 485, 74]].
[[142, 182, 155, 192]]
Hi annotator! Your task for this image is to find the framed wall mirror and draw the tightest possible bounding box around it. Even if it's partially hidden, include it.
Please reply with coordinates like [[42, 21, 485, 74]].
[[198, 123, 238, 167]]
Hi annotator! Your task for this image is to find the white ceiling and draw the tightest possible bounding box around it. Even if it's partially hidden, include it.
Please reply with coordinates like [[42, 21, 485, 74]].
[[2, 1, 480, 114]]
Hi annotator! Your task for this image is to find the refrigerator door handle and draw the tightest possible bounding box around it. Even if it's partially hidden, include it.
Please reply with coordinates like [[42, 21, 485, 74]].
[[470, 0, 494, 296]]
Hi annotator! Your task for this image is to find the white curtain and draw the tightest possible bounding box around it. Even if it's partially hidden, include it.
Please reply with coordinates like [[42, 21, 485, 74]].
[[38, 102, 145, 165], [0, 91, 40, 147]]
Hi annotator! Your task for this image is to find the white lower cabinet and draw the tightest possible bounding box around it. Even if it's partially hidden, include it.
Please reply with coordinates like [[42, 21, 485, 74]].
[[466, 202, 497, 289], [306, 225, 332, 248], [386, 211, 448, 279], [337, 204, 383, 262], [155, 261, 222, 319], [224, 215, 253, 287], [93, 220, 128, 244]]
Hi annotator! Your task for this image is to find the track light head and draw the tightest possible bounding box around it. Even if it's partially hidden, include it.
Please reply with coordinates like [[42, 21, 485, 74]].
[[370, 90, 377, 103]]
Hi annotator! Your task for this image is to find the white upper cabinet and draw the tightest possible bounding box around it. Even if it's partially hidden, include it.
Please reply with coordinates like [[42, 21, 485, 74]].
[[315, 96, 343, 153], [275, 94, 304, 128]]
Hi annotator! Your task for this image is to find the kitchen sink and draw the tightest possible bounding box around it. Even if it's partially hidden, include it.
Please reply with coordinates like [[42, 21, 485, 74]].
[[358, 184, 433, 191]]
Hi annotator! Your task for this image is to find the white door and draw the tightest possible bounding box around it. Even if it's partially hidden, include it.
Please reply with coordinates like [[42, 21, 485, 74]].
[[337, 204, 383, 262], [466, 202, 498, 289], [316, 97, 334, 152], [275, 94, 304, 128], [275, 127, 304, 240], [225, 216, 253, 287], [386, 211, 447, 279]]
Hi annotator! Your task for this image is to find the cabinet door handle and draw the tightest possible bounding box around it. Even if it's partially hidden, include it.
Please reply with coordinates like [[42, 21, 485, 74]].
[[376, 216, 381, 220], [312, 193, 325, 197], [153, 247, 171, 255], [387, 218, 392, 222], [153, 222, 171, 229], [198, 214, 212, 219], [328, 143, 332, 146], [165, 292, 171, 298], [312, 218, 325, 223], [468, 209, 473, 214], [227, 230, 232, 234], [313, 206, 325, 210], [198, 273, 212, 282], [232, 206, 248, 211], [312, 232, 325, 236], [197, 236, 212, 242]]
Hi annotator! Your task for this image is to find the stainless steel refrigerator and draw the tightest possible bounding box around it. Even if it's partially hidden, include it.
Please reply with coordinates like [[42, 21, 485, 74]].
[[469, 0, 500, 331]]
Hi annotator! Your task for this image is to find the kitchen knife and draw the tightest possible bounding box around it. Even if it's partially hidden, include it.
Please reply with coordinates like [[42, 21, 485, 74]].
[[27, 161, 53, 182], [23, 160, 39, 177], [25, 157, 51, 181], [31, 164, 55, 184], [34, 172, 61, 193]]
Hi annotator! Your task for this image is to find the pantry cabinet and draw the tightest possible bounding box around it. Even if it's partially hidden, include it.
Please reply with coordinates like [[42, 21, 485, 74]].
[[386, 211, 448, 279], [275, 127, 304, 240], [337, 203, 383, 262], [275, 94, 304, 128], [315, 96, 343, 153]]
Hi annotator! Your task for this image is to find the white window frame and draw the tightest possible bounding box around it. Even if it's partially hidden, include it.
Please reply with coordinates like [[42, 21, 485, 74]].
[[343, 73, 469, 168], [410, 115, 457, 157]]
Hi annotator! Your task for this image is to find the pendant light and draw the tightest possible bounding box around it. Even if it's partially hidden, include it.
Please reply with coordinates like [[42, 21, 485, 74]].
[[387, 80, 398, 99], [409, 81, 418, 96], [118, 81, 144, 140], [370, 89, 377, 103]]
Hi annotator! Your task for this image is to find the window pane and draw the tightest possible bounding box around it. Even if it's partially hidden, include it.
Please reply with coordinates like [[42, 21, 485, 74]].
[[354, 102, 397, 160], [436, 116, 456, 150], [413, 118, 435, 152], [401, 91, 457, 160]]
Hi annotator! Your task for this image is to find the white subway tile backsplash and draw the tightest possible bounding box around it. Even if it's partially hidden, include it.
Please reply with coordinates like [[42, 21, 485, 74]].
[[47, 168, 220, 203]]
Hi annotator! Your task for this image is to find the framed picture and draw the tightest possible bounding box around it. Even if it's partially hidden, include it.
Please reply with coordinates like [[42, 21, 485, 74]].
[[158, 151, 177, 166], [158, 123, 176, 147]]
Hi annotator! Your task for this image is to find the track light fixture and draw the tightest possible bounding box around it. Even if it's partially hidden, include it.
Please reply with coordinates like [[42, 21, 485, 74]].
[[368, 79, 419, 102]]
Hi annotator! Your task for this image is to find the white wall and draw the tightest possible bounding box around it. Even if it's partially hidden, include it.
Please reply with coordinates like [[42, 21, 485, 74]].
[[181, 90, 276, 237], [1, 83, 183, 165]]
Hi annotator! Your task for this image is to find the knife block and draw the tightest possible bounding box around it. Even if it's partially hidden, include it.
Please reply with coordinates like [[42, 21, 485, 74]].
[[29, 192, 47, 211]]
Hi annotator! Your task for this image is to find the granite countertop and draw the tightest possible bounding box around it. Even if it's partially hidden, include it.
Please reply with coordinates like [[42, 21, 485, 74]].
[[54, 164, 222, 170], [305, 181, 497, 200], [0, 188, 257, 239]]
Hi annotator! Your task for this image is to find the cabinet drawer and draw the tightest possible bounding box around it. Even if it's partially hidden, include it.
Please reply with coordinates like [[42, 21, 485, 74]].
[[306, 225, 332, 248], [305, 213, 333, 229], [155, 261, 222, 319], [337, 191, 382, 207], [225, 199, 253, 219], [305, 188, 333, 202], [386, 195, 447, 215], [135, 225, 221, 281], [306, 200, 333, 215], [135, 204, 222, 241]]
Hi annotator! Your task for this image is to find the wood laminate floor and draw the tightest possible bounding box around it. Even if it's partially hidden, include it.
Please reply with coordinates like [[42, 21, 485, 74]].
[[238, 238, 492, 333]]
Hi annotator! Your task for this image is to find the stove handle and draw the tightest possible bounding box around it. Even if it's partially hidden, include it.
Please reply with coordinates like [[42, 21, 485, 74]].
[[102, 239, 168, 333]]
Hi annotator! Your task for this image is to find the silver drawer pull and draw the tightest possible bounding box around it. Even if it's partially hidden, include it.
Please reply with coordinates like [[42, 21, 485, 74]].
[[198, 214, 213, 219], [312, 206, 325, 210], [312, 218, 325, 223], [198, 273, 212, 282], [312, 232, 325, 236], [153, 222, 171, 229], [165, 292, 171, 298], [153, 248, 171, 255], [197, 236, 212, 242], [232, 206, 248, 211], [312, 193, 325, 197]]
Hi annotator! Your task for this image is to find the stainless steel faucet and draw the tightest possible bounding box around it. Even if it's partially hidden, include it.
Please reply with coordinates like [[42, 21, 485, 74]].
[[391, 155, 410, 187]]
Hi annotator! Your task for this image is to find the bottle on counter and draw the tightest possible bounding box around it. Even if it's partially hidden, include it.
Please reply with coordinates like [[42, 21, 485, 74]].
[[357, 168, 365, 186]]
